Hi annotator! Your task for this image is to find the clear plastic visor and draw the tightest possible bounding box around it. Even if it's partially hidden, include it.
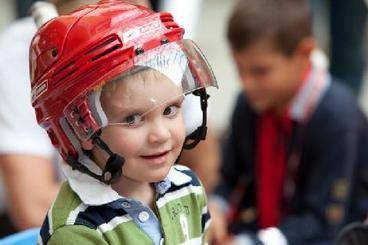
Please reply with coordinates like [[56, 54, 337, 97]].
[[94, 39, 217, 126]]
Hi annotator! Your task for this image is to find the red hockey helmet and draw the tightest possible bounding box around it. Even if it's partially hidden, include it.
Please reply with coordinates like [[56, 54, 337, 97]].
[[29, 0, 217, 183]]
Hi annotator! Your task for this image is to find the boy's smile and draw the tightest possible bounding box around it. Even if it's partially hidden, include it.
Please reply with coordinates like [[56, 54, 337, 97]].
[[140, 150, 171, 165]]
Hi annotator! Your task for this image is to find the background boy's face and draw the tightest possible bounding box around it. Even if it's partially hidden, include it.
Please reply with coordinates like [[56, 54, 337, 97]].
[[93, 70, 186, 183], [233, 41, 306, 113]]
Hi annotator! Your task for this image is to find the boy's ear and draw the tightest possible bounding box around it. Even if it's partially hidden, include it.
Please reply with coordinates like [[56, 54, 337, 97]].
[[295, 37, 315, 58], [81, 140, 94, 150]]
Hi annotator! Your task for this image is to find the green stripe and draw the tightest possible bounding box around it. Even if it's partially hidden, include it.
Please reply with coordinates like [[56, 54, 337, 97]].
[[51, 182, 83, 232], [102, 221, 154, 244], [48, 225, 107, 245]]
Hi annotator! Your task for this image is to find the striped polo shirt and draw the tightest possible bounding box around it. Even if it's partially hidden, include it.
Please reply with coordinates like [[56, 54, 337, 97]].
[[38, 164, 211, 245]]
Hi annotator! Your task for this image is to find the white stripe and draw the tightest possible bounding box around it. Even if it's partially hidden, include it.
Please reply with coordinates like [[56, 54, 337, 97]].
[[37, 234, 43, 245], [156, 185, 203, 208], [179, 236, 203, 245], [180, 214, 190, 242], [201, 206, 208, 215], [98, 215, 132, 233], [289, 68, 330, 122], [48, 200, 56, 235], [66, 203, 88, 225], [201, 205, 211, 232], [174, 165, 190, 171], [204, 218, 211, 232], [168, 166, 192, 186]]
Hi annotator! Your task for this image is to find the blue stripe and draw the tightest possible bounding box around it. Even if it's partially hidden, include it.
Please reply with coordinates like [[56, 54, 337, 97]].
[[39, 214, 51, 244], [201, 211, 211, 232], [157, 169, 202, 198], [75, 203, 128, 228], [176, 169, 201, 187]]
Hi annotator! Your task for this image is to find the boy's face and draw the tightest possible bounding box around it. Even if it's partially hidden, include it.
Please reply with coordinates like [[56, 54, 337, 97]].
[[92, 69, 186, 183], [233, 41, 308, 113]]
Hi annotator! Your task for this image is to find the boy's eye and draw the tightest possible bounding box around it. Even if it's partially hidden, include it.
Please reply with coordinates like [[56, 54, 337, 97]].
[[122, 114, 143, 126], [163, 105, 178, 117]]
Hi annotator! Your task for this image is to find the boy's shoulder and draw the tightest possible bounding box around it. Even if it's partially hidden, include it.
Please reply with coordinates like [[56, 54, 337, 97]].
[[302, 78, 368, 150], [49, 181, 84, 226], [38, 181, 86, 243], [313, 79, 367, 129], [320, 79, 358, 112]]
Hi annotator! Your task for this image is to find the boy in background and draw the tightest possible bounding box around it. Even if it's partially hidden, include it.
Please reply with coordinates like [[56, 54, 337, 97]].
[[210, 0, 368, 244]]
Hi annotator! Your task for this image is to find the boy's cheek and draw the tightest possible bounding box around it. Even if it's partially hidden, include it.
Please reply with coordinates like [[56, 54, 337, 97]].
[[175, 115, 187, 144]]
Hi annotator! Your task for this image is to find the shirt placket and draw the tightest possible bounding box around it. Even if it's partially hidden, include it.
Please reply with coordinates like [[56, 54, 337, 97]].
[[121, 198, 163, 245]]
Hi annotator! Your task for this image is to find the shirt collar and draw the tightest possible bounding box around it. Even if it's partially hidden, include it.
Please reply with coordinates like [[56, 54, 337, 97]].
[[62, 157, 192, 206], [288, 65, 330, 122]]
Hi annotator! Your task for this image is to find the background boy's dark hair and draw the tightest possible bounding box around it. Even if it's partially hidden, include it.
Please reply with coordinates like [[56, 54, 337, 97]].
[[227, 0, 312, 55]]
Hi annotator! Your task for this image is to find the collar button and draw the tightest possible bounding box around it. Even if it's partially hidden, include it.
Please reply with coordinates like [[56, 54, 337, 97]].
[[138, 211, 150, 222], [122, 201, 131, 208]]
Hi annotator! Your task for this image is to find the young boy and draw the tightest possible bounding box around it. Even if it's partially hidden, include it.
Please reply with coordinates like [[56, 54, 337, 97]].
[[29, 1, 217, 244], [210, 0, 368, 244]]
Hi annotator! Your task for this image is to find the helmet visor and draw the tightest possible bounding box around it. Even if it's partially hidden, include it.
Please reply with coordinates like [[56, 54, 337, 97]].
[[97, 39, 217, 126], [64, 39, 217, 141]]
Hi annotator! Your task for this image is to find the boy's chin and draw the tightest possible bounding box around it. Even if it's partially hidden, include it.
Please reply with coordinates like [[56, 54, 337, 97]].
[[249, 101, 272, 113], [146, 174, 169, 184], [137, 167, 172, 183]]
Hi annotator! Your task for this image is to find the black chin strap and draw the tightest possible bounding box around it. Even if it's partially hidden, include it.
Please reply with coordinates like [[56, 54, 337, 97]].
[[66, 132, 125, 185], [183, 88, 209, 149], [91, 134, 125, 184]]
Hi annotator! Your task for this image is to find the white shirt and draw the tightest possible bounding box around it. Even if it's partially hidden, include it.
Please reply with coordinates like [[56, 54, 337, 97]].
[[0, 18, 57, 212], [0, 17, 54, 157]]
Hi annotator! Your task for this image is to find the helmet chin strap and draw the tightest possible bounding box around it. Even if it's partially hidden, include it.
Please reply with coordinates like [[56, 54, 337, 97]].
[[91, 133, 125, 184], [65, 131, 125, 185], [183, 88, 209, 149]]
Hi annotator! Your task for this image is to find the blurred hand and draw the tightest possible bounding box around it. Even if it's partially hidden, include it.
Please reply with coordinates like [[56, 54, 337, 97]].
[[208, 201, 230, 245]]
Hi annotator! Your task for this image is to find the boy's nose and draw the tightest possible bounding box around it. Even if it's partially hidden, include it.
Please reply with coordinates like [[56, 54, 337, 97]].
[[147, 120, 171, 144]]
